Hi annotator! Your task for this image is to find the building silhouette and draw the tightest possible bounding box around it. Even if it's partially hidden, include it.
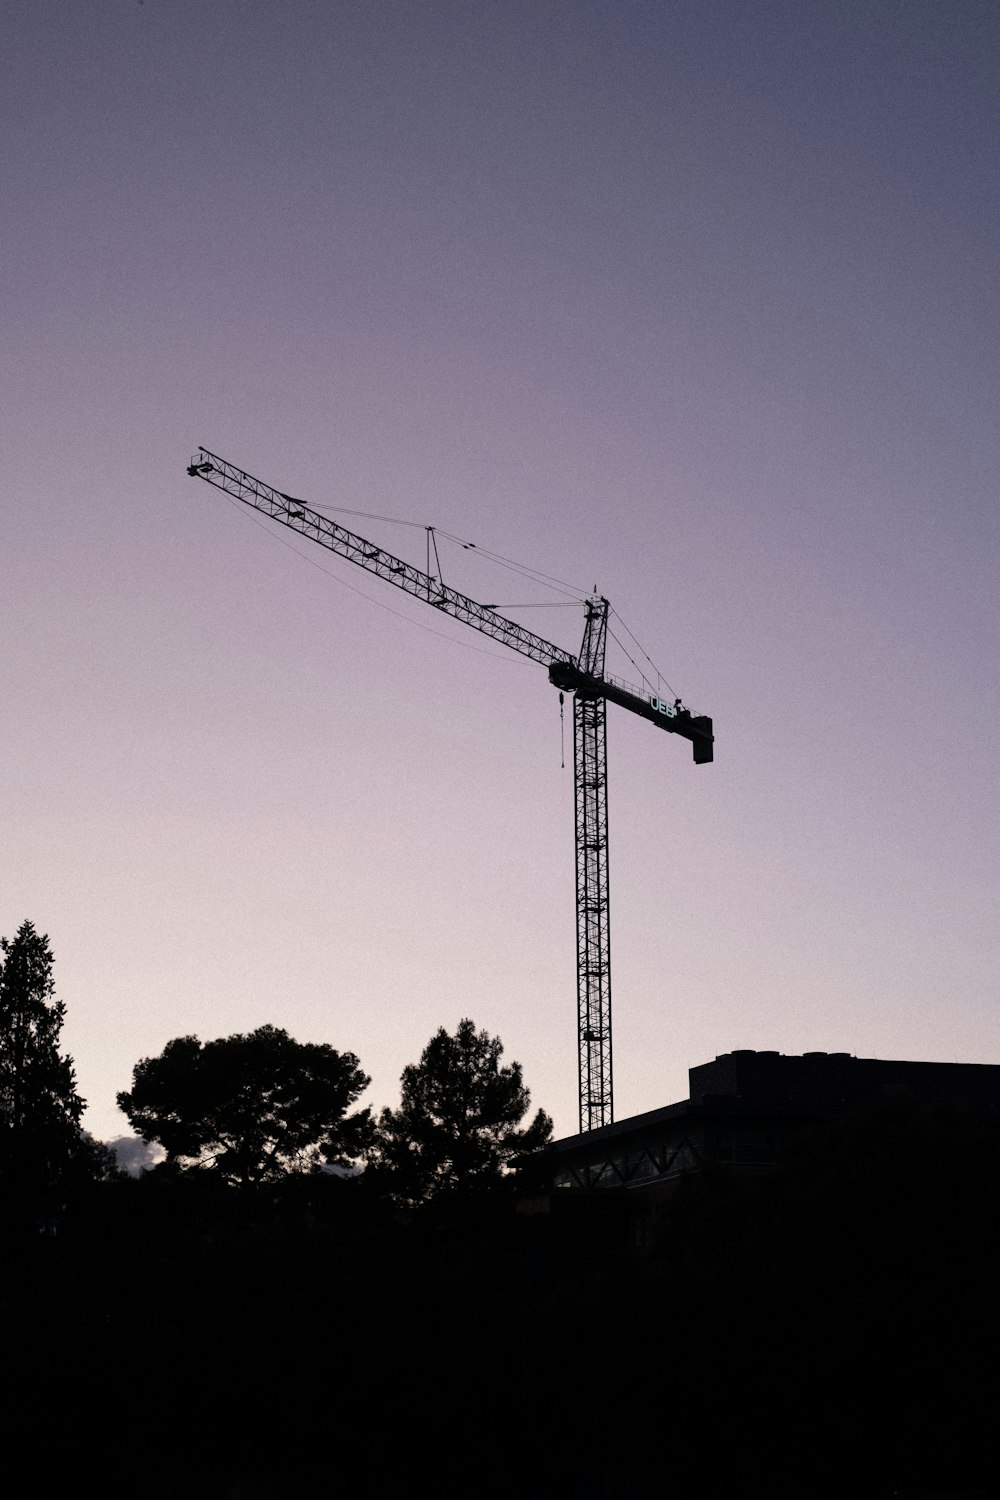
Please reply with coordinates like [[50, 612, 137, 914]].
[[551, 1049, 1000, 1196]]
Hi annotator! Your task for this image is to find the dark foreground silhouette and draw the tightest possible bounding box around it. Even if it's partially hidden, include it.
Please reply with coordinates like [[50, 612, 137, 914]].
[[1, 1095, 997, 1499]]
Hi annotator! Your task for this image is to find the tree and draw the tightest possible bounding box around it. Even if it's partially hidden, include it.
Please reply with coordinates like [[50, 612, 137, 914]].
[[370, 1018, 553, 1203], [0, 920, 91, 1212], [117, 1024, 372, 1186]]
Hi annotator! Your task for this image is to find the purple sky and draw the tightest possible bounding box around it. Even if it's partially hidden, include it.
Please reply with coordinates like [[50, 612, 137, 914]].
[[4, 1, 998, 1144]]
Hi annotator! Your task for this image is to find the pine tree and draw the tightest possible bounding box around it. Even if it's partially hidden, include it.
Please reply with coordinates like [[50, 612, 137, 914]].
[[118, 1024, 373, 1186], [0, 920, 87, 1215], [371, 1018, 553, 1204]]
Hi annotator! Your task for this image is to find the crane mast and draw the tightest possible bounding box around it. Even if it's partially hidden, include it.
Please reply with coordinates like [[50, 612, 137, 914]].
[[574, 598, 613, 1128], [187, 446, 713, 1132]]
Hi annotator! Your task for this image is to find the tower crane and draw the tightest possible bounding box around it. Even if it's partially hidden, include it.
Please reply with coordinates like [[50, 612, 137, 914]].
[[187, 447, 713, 1132]]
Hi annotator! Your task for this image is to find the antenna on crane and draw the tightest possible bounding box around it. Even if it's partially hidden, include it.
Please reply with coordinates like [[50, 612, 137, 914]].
[[186, 447, 713, 1132]]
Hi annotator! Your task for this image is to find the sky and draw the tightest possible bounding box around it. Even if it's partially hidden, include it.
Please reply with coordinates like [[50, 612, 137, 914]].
[[4, 0, 998, 1146]]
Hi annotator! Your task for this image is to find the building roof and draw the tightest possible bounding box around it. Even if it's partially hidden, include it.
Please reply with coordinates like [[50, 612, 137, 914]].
[[553, 1048, 1000, 1154]]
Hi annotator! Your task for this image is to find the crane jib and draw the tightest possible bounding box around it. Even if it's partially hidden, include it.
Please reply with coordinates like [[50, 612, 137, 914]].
[[186, 448, 575, 671]]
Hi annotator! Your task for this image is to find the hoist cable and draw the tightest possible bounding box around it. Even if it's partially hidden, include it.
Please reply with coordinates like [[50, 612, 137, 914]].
[[607, 626, 655, 694], [220, 495, 519, 664], [435, 529, 590, 601], [291, 499, 427, 530], [609, 608, 677, 701], [286, 498, 589, 604]]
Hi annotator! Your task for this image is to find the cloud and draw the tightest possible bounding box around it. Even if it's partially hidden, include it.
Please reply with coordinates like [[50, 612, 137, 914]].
[[105, 1135, 165, 1177]]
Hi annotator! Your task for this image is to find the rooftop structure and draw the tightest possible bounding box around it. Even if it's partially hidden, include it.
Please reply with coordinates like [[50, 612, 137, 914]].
[[551, 1049, 1000, 1194]]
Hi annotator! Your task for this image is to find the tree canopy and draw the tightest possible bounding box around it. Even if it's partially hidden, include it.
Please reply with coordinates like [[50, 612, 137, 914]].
[[0, 920, 94, 1209], [117, 1024, 372, 1186], [371, 1018, 553, 1203]]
